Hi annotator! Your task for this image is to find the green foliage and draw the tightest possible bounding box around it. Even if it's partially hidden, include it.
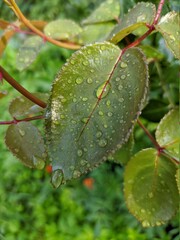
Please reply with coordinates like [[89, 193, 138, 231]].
[[0, 0, 179, 232], [5, 122, 46, 169], [45, 43, 148, 186], [124, 148, 179, 227]]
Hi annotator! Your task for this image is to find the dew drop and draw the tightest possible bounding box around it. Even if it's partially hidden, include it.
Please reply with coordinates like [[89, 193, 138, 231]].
[[33, 155, 45, 169], [119, 98, 124, 103], [141, 209, 145, 213], [106, 100, 111, 106], [98, 139, 107, 147], [14, 148, 19, 153], [96, 131, 102, 138], [51, 169, 64, 188], [81, 117, 88, 123], [120, 62, 128, 68], [87, 78, 93, 84], [80, 159, 87, 166], [82, 97, 88, 102], [73, 170, 81, 178], [108, 112, 113, 117], [98, 111, 104, 116], [118, 85, 123, 90], [83, 60, 89, 66], [142, 220, 150, 227], [77, 149, 83, 157], [96, 82, 111, 99], [70, 59, 75, 65], [19, 129, 25, 137], [75, 77, 83, 84], [121, 75, 126, 80], [116, 77, 120, 81]]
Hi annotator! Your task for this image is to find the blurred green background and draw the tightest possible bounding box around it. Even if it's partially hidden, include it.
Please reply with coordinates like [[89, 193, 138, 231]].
[[0, 0, 179, 239]]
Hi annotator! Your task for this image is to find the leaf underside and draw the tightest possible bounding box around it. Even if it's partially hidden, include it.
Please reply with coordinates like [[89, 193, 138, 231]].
[[155, 108, 180, 160], [124, 148, 179, 227], [82, 0, 120, 25], [5, 122, 46, 169], [155, 11, 180, 60], [108, 2, 156, 44], [45, 42, 149, 186]]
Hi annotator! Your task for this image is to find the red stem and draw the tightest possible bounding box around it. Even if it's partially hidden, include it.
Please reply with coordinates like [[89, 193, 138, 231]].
[[0, 115, 44, 125], [0, 66, 47, 108], [153, 0, 165, 25]]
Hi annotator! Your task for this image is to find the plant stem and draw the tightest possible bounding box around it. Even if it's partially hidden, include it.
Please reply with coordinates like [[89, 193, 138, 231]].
[[153, 0, 165, 25], [0, 66, 47, 108], [4, 0, 81, 50], [137, 119, 162, 150], [0, 115, 44, 125]]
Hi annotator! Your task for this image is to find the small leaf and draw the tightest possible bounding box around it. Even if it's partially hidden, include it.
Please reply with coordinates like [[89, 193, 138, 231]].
[[155, 108, 180, 160], [82, 0, 120, 25], [124, 148, 179, 227], [45, 42, 149, 186], [108, 2, 156, 44], [78, 23, 115, 44], [44, 19, 82, 42], [17, 36, 44, 71], [5, 122, 46, 169], [175, 168, 180, 194], [139, 45, 164, 61], [108, 134, 134, 165], [155, 12, 180, 59], [9, 93, 48, 118], [0, 19, 10, 29]]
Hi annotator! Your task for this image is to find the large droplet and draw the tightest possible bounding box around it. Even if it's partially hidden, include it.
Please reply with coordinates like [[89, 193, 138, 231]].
[[75, 77, 83, 85], [98, 139, 107, 147], [51, 169, 64, 188], [120, 62, 127, 68], [19, 129, 25, 137], [96, 82, 111, 99], [33, 155, 45, 169]]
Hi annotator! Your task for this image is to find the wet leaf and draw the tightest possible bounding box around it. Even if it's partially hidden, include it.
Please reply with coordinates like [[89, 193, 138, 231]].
[[108, 134, 134, 165], [124, 148, 179, 227], [155, 12, 180, 59], [108, 2, 156, 44], [155, 108, 180, 160], [9, 93, 48, 118], [45, 42, 149, 186], [5, 122, 46, 169], [139, 45, 164, 61], [175, 168, 180, 194], [82, 0, 120, 25], [16, 36, 44, 71], [78, 23, 115, 44], [44, 19, 82, 42]]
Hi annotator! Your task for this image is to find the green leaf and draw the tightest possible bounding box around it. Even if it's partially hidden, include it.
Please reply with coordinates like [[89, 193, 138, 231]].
[[44, 19, 82, 42], [155, 12, 180, 59], [155, 108, 180, 160], [5, 122, 46, 169], [9, 93, 49, 118], [82, 0, 120, 25], [77, 23, 115, 44], [139, 45, 164, 61], [108, 2, 156, 44], [45, 42, 149, 187], [124, 148, 179, 227], [108, 134, 134, 165], [17, 36, 44, 71], [175, 168, 180, 194]]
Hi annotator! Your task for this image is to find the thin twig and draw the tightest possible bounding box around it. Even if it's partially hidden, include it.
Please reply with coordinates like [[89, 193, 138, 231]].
[[0, 66, 47, 108], [0, 115, 44, 125], [4, 0, 81, 50]]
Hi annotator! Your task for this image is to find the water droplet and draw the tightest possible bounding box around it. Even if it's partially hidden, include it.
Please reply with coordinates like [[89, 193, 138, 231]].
[[51, 169, 64, 188], [73, 170, 81, 178], [87, 78, 93, 84], [83, 60, 89, 66], [96, 131, 102, 138], [77, 149, 83, 157], [96, 82, 111, 99], [98, 139, 107, 147], [142, 220, 150, 227], [148, 192, 154, 199], [73, 98, 77, 103], [169, 35, 175, 41], [81, 117, 88, 123], [108, 112, 113, 117], [19, 129, 25, 137], [80, 159, 87, 166], [33, 155, 45, 169], [104, 124, 108, 128], [120, 62, 127, 68], [137, 14, 146, 22], [100, 45, 106, 50], [121, 75, 126, 80], [141, 209, 145, 213], [60, 114, 65, 119], [90, 69, 94, 73], [14, 148, 19, 153], [82, 97, 88, 102], [106, 100, 111, 106], [118, 85, 123, 90], [119, 98, 124, 102], [70, 59, 75, 65], [75, 77, 83, 84], [98, 111, 104, 116]]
